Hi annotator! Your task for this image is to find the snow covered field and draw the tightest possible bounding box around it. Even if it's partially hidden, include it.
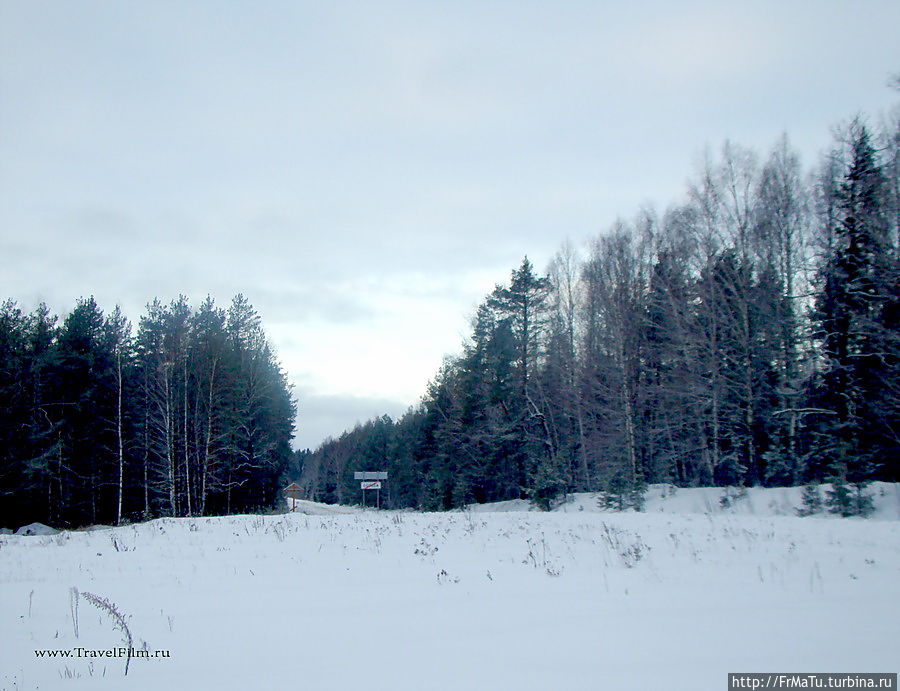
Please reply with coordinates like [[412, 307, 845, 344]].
[[2, 485, 898, 691]]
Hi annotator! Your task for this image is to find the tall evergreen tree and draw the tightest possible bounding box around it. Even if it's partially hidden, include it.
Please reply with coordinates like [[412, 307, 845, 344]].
[[642, 245, 700, 485], [52, 297, 120, 526], [811, 122, 898, 483]]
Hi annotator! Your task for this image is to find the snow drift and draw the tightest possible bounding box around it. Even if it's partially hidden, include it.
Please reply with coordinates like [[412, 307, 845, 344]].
[[2, 485, 897, 691]]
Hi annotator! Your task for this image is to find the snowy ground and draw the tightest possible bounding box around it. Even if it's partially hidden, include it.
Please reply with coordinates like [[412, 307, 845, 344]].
[[2, 485, 898, 691]]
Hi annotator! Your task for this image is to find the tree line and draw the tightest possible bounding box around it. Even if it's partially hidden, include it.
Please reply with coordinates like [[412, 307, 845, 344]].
[[0, 294, 294, 529], [299, 116, 899, 513]]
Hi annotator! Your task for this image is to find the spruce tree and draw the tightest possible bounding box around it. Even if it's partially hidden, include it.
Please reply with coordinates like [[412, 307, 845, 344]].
[[811, 122, 897, 483], [796, 483, 823, 517]]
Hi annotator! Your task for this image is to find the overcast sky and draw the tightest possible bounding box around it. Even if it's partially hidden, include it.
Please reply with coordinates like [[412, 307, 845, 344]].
[[2, 1, 898, 450]]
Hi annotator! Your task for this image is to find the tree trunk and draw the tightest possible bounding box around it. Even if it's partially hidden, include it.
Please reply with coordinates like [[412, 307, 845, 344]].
[[183, 355, 192, 516], [116, 346, 124, 525]]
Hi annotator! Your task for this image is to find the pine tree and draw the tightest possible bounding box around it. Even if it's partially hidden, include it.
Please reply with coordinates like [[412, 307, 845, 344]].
[[0, 302, 35, 527], [811, 121, 897, 482], [52, 297, 119, 526], [642, 243, 701, 485], [528, 452, 568, 511], [102, 306, 134, 526], [825, 467, 874, 518], [796, 483, 823, 517]]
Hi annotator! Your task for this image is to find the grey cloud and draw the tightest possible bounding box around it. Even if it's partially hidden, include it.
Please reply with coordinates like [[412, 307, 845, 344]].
[[293, 389, 413, 451], [4, 0, 900, 452], [253, 287, 375, 326]]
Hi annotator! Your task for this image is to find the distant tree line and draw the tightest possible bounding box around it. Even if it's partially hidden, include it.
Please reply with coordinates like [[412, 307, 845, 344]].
[[0, 294, 294, 529], [299, 116, 899, 512]]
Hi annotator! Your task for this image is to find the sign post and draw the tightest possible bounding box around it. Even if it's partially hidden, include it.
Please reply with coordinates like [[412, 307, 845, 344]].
[[282, 482, 303, 511], [354, 472, 388, 509]]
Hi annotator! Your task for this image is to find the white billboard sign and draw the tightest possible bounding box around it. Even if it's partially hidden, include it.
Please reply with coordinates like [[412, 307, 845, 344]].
[[360, 481, 382, 490], [354, 471, 388, 480]]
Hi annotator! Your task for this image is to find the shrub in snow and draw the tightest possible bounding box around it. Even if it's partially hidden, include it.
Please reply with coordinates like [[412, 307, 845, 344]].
[[597, 472, 646, 512], [796, 484, 824, 516], [528, 454, 568, 511], [718, 486, 749, 510], [826, 478, 874, 518]]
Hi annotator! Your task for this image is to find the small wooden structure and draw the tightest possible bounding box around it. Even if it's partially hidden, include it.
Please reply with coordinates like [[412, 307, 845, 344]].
[[283, 482, 303, 511]]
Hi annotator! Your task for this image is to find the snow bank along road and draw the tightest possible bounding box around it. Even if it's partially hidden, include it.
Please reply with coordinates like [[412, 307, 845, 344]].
[[1, 486, 898, 690]]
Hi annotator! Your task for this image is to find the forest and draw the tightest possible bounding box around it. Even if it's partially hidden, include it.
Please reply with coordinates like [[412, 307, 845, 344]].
[[299, 117, 899, 514], [0, 294, 294, 529], [2, 114, 898, 527]]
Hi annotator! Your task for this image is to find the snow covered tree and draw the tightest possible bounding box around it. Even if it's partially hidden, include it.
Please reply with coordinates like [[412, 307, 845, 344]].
[[796, 483, 823, 516], [810, 121, 899, 483], [581, 225, 648, 498]]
